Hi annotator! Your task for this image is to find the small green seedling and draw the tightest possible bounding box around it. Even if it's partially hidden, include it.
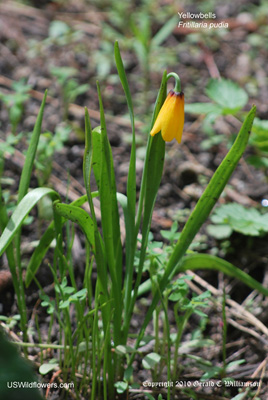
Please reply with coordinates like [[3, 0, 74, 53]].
[[50, 66, 89, 119], [0, 79, 32, 134]]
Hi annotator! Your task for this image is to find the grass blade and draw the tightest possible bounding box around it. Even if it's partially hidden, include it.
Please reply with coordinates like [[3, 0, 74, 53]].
[[25, 194, 88, 287], [180, 253, 268, 296], [91, 126, 102, 190], [136, 253, 268, 297], [53, 203, 95, 249], [0, 155, 20, 302], [97, 81, 123, 347], [114, 41, 138, 332], [114, 41, 136, 220], [83, 109, 108, 299], [0, 187, 60, 257], [18, 91, 47, 202]]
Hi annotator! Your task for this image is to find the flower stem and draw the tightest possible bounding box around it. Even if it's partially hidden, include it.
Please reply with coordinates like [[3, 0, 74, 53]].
[[167, 72, 181, 92]]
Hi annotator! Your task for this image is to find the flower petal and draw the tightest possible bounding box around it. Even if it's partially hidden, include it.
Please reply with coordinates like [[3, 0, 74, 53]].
[[150, 92, 173, 136], [150, 90, 184, 143]]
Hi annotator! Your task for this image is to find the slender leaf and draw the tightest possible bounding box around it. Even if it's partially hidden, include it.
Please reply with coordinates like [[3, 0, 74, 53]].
[[83, 107, 92, 198], [83, 109, 112, 383], [18, 91, 47, 202], [135, 70, 167, 233], [97, 81, 122, 344], [53, 203, 95, 249], [25, 194, 87, 287], [137, 253, 268, 298], [0, 155, 20, 302], [138, 71, 167, 261], [180, 253, 268, 296], [0, 188, 60, 257], [114, 41, 137, 331], [143, 126, 165, 233], [151, 15, 178, 47], [114, 41, 136, 237], [97, 82, 122, 274], [91, 126, 102, 189], [83, 110, 108, 300]]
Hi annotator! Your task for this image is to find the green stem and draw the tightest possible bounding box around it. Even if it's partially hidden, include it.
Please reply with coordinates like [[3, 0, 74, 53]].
[[91, 284, 100, 400], [15, 232, 28, 345], [222, 286, 227, 376], [160, 297, 171, 400], [167, 72, 181, 92], [10, 341, 77, 350], [172, 309, 192, 386]]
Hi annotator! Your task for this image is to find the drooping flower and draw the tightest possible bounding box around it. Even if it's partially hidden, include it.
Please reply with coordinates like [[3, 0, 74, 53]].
[[150, 89, 184, 144]]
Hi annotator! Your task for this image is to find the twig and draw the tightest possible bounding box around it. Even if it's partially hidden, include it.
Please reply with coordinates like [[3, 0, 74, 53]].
[[46, 369, 62, 399], [185, 270, 268, 340]]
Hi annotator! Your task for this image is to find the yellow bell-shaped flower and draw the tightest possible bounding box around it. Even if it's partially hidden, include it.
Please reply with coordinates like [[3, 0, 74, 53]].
[[150, 90, 184, 144]]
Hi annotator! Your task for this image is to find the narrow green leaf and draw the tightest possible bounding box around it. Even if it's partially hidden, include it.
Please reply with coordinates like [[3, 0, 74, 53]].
[[139, 72, 167, 250], [18, 91, 47, 202], [91, 126, 102, 189], [143, 127, 165, 231], [179, 253, 268, 296], [25, 194, 87, 287], [52, 200, 64, 277], [0, 156, 20, 314], [114, 40, 136, 241], [115, 42, 137, 333], [83, 107, 92, 198], [83, 110, 108, 300], [97, 81, 123, 344], [151, 15, 178, 47], [135, 70, 167, 235], [53, 203, 95, 249], [0, 187, 60, 258], [13, 92, 47, 328], [97, 81, 122, 277], [0, 156, 8, 231]]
